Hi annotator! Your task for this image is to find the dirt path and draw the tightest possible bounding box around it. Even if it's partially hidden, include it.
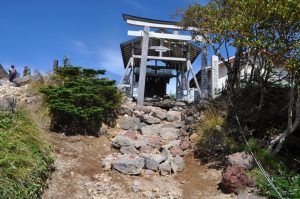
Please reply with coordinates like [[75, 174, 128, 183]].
[[175, 155, 236, 199], [41, 132, 235, 199]]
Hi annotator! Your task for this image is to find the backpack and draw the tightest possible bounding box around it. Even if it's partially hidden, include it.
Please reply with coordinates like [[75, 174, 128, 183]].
[[10, 68, 16, 76]]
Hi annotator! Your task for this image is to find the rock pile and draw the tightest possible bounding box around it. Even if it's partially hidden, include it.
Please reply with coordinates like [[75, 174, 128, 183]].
[[221, 152, 255, 193], [101, 98, 191, 176], [0, 80, 41, 111]]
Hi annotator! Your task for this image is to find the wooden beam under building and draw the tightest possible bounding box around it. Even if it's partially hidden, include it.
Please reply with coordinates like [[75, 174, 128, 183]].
[[128, 30, 202, 41], [133, 55, 186, 62]]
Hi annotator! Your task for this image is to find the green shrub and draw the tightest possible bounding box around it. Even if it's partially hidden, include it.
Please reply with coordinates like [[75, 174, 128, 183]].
[[40, 66, 121, 135], [0, 111, 53, 199], [252, 168, 300, 199]]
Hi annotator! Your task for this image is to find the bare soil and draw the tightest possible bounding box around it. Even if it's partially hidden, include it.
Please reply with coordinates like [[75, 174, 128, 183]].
[[42, 132, 236, 199], [175, 155, 236, 199]]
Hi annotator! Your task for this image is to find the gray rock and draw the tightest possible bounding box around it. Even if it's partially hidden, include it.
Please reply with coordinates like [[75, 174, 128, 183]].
[[179, 140, 191, 150], [161, 140, 181, 149], [166, 110, 182, 122], [144, 157, 159, 171], [111, 135, 134, 149], [120, 145, 139, 154], [152, 109, 167, 120], [133, 139, 149, 149], [170, 146, 184, 156], [174, 101, 186, 107], [141, 153, 166, 164], [101, 155, 114, 171], [141, 125, 160, 136], [185, 116, 194, 124], [140, 114, 161, 124], [134, 105, 152, 114], [112, 157, 145, 175], [170, 156, 186, 173], [159, 128, 179, 140], [161, 148, 172, 159], [159, 161, 171, 176], [13, 76, 31, 86], [119, 116, 141, 130], [227, 152, 254, 170], [119, 105, 133, 116], [161, 123, 183, 129]]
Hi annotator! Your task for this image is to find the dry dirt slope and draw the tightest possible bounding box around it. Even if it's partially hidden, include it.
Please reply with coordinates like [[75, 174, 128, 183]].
[[0, 82, 235, 199], [42, 133, 235, 199]]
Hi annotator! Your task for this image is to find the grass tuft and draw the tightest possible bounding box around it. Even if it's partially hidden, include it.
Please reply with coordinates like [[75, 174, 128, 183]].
[[0, 110, 53, 199]]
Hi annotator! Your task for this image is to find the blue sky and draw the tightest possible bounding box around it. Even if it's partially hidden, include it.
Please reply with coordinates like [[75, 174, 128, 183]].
[[0, 0, 233, 94]]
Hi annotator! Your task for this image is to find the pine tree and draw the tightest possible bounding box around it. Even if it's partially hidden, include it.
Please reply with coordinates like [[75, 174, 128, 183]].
[[41, 66, 121, 135]]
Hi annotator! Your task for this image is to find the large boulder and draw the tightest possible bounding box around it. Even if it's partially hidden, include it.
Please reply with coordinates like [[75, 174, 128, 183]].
[[166, 110, 182, 122], [144, 157, 159, 171], [141, 125, 160, 136], [141, 153, 166, 164], [221, 166, 255, 193], [227, 152, 254, 170], [112, 157, 145, 175], [123, 130, 140, 140], [111, 135, 134, 149], [119, 116, 142, 131], [140, 114, 161, 124], [151, 108, 167, 120], [120, 145, 139, 155]]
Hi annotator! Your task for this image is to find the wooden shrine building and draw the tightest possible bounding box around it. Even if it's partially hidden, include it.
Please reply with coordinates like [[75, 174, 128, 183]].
[[119, 14, 207, 106]]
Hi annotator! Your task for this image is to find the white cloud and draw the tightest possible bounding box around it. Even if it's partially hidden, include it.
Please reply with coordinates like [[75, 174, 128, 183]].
[[71, 40, 92, 55], [70, 40, 124, 75], [98, 48, 124, 76], [123, 0, 148, 13]]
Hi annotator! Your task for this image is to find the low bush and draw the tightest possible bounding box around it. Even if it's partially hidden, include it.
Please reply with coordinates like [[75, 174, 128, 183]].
[[194, 104, 243, 162], [41, 66, 121, 135], [0, 111, 53, 199]]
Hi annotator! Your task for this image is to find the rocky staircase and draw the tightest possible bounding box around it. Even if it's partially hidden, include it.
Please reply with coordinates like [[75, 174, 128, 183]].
[[101, 98, 193, 176]]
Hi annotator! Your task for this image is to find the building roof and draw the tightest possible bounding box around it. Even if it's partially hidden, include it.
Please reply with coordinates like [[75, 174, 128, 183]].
[[189, 56, 234, 87], [123, 14, 178, 26], [120, 37, 201, 68]]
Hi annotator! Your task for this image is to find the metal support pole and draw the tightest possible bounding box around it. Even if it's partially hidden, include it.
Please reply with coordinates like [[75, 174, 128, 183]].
[[130, 58, 134, 96], [137, 26, 150, 106], [188, 60, 201, 96], [118, 57, 133, 88]]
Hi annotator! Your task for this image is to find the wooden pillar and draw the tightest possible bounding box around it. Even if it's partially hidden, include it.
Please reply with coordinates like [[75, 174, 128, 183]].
[[137, 26, 150, 106], [53, 59, 59, 71], [130, 45, 135, 96]]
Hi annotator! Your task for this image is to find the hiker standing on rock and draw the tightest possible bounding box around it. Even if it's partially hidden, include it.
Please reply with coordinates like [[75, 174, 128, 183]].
[[23, 66, 31, 77], [8, 65, 17, 82]]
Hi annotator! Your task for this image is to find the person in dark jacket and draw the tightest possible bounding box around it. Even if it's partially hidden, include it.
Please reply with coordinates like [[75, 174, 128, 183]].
[[9, 65, 17, 82]]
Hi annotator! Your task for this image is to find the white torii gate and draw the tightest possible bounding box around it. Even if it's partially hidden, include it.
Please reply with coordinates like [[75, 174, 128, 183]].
[[119, 14, 206, 106]]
